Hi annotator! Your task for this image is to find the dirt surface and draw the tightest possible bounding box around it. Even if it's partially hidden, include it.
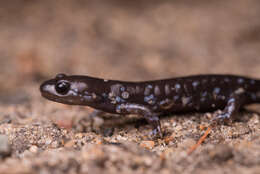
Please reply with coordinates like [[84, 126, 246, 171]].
[[0, 1, 260, 174]]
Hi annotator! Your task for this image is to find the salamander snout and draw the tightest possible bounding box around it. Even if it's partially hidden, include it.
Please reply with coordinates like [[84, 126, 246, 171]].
[[40, 79, 72, 98], [40, 75, 95, 105]]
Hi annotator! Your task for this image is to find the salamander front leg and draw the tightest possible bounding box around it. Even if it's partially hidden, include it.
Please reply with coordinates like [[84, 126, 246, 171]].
[[116, 103, 163, 138], [212, 93, 245, 124], [145, 115, 162, 137]]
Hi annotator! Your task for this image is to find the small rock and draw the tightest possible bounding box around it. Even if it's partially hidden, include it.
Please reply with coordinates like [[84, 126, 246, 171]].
[[140, 141, 155, 150], [75, 133, 84, 139], [164, 133, 175, 144], [175, 125, 182, 131], [29, 145, 38, 153], [64, 140, 75, 148], [51, 141, 59, 148], [45, 138, 52, 145], [0, 134, 11, 158]]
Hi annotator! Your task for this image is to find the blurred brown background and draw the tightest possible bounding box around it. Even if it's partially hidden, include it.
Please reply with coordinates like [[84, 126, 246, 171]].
[[1, 0, 260, 101]]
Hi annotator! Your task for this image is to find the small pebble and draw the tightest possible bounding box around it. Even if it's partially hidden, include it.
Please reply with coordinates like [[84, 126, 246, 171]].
[[140, 141, 155, 150], [29, 145, 38, 153], [51, 141, 59, 148], [164, 133, 175, 144], [64, 140, 75, 148], [75, 133, 84, 139], [175, 125, 182, 131], [0, 134, 11, 158], [45, 138, 52, 145]]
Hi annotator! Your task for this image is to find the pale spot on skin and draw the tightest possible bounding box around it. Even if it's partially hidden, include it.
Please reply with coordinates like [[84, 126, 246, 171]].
[[224, 78, 230, 83], [154, 85, 161, 96], [184, 84, 189, 93], [213, 87, 221, 99], [121, 91, 130, 99], [111, 100, 117, 104], [120, 86, 126, 92], [92, 93, 97, 99], [237, 78, 244, 84], [108, 88, 122, 104], [175, 84, 181, 92], [234, 88, 245, 95], [116, 96, 122, 103], [144, 94, 156, 105], [175, 84, 181, 89], [135, 86, 142, 94], [71, 82, 88, 93], [144, 85, 153, 96], [192, 81, 200, 89], [159, 99, 174, 110], [111, 84, 124, 96], [71, 91, 77, 96], [104, 79, 109, 82], [108, 92, 114, 98], [201, 91, 207, 97], [102, 93, 107, 98], [182, 97, 191, 106], [213, 87, 221, 94], [173, 95, 179, 102], [83, 95, 92, 102], [127, 86, 135, 94], [200, 97, 206, 102], [116, 105, 122, 113], [164, 84, 171, 95]]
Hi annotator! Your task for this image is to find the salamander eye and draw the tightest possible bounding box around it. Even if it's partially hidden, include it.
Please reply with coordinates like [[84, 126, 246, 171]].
[[55, 81, 70, 95]]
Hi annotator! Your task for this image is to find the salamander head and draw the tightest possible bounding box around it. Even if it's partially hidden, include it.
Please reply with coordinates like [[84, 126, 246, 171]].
[[40, 73, 101, 105]]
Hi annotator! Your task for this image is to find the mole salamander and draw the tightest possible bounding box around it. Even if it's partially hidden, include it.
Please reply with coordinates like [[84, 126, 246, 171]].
[[40, 74, 260, 137]]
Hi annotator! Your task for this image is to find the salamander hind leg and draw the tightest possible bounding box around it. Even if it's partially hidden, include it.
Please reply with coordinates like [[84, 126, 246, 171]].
[[116, 103, 163, 138], [212, 89, 246, 124]]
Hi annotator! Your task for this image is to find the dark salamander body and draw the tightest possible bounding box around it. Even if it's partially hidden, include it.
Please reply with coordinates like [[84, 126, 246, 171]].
[[40, 74, 260, 137]]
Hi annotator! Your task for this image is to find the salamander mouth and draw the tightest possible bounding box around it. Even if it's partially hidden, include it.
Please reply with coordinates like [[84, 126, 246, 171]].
[[41, 91, 57, 102], [40, 91, 78, 105]]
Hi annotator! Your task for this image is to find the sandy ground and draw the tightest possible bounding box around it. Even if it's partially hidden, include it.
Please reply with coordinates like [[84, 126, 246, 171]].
[[0, 1, 260, 174]]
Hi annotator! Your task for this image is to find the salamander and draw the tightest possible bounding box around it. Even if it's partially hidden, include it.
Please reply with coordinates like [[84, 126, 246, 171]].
[[40, 73, 260, 137]]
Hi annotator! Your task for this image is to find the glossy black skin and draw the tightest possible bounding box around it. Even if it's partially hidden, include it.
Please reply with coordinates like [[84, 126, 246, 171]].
[[40, 74, 260, 137]]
